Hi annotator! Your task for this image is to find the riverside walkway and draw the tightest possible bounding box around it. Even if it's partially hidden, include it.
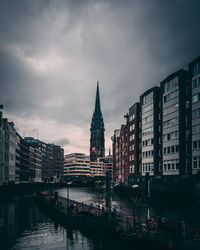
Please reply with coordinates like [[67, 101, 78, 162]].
[[37, 191, 200, 250]]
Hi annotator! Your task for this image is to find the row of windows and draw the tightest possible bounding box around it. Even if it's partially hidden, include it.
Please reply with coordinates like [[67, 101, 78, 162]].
[[163, 145, 179, 155], [65, 168, 90, 171], [129, 114, 135, 122], [142, 138, 154, 147], [129, 144, 134, 151], [192, 76, 200, 88], [193, 156, 200, 169], [192, 108, 200, 120], [142, 92, 153, 106], [142, 150, 153, 158], [142, 126, 153, 136], [142, 114, 153, 125], [129, 154, 134, 161], [142, 162, 154, 172], [163, 117, 178, 128], [163, 77, 178, 94], [163, 131, 179, 141], [192, 124, 200, 135], [163, 160, 179, 171], [142, 103, 153, 113], [193, 140, 200, 150], [163, 103, 179, 116], [163, 89, 179, 103], [129, 124, 135, 131], [192, 93, 200, 103]]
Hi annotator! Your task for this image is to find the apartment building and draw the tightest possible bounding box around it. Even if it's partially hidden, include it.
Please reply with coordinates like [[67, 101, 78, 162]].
[[127, 103, 140, 185], [160, 70, 189, 175], [189, 56, 200, 174], [112, 125, 127, 185], [140, 87, 161, 176]]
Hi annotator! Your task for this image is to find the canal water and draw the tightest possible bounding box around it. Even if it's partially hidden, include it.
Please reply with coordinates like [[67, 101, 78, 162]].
[[0, 187, 199, 250]]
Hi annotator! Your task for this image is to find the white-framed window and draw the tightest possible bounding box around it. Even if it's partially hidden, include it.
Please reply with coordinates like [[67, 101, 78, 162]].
[[129, 134, 135, 141], [130, 124, 135, 131]]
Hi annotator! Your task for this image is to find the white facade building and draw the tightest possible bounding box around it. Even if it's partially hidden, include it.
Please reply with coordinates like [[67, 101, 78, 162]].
[[63, 153, 90, 177]]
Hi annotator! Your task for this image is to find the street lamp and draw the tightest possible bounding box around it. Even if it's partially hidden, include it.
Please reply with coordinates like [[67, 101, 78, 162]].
[[67, 181, 72, 210], [132, 184, 139, 232]]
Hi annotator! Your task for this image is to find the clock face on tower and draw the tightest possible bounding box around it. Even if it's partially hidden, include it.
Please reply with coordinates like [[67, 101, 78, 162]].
[[90, 82, 105, 161]]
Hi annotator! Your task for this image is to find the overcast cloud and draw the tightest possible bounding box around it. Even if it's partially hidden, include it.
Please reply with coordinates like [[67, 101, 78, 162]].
[[0, 0, 200, 154]]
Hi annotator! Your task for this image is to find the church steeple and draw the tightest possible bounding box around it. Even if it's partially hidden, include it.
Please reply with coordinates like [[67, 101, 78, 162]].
[[95, 82, 101, 113], [90, 82, 105, 161]]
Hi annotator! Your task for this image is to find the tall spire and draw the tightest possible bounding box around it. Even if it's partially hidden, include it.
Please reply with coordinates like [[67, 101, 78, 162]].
[[90, 81, 105, 161], [95, 81, 101, 113]]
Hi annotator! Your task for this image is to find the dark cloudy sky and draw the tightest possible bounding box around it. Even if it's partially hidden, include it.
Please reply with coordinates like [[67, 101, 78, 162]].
[[0, 0, 200, 154]]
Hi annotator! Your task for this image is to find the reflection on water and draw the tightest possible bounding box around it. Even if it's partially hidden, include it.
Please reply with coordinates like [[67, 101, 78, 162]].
[[57, 187, 200, 226], [0, 187, 199, 250], [0, 192, 134, 250]]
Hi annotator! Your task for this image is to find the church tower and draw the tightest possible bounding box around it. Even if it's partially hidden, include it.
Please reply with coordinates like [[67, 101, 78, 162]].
[[90, 82, 105, 161]]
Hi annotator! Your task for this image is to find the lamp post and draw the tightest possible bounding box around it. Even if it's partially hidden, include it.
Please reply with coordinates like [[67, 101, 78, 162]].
[[132, 185, 139, 232], [66, 181, 72, 210]]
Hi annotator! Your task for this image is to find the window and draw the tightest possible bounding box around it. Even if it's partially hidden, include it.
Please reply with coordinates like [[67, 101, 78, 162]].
[[192, 108, 200, 120], [163, 117, 178, 128], [192, 78, 198, 88], [129, 165, 135, 173], [192, 93, 200, 103], [192, 125, 200, 134], [142, 138, 153, 147], [142, 115, 153, 125], [163, 77, 178, 93], [163, 131, 179, 141], [142, 162, 154, 173], [129, 114, 135, 122], [163, 159, 179, 171], [143, 92, 153, 105], [193, 141, 198, 149], [129, 144, 134, 151], [142, 127, 153, 136], [192, 62, 200, 77], [130, 124, 135, 131], [163, 89, 179, 103], [129, 134, 135, 141], [142, 103, 153, 113], [193, 157, 197, 168]]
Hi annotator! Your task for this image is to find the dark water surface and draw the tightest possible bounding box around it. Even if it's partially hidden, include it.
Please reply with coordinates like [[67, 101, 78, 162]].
[[0, 187, 137, 250], [0, 187, 199, 250], [0, 197, 128, 250]]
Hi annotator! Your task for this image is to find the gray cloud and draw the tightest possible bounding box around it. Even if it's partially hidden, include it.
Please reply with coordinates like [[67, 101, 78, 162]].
[[54, 138, 70, 147], [0, 0, 200, 154]]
